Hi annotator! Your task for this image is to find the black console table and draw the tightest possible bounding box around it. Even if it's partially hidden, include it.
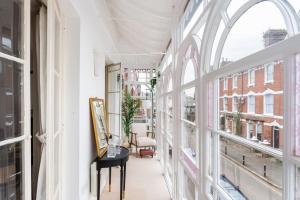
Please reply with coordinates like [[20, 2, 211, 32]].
[[95, 146, 129, 200]]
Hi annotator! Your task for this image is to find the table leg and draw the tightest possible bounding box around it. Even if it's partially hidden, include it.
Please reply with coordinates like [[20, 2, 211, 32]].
[[123, 163, 127, 199], [97, 169, 101, 200], [120, 165, 123, 200], [109, 167, 112, 192]]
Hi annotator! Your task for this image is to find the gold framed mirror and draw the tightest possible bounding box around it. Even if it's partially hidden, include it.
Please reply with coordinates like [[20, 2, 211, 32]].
[[90, 98, 109, 158]]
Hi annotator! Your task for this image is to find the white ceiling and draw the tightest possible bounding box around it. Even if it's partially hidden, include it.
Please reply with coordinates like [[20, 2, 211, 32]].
[[95, 0, 188, 69]]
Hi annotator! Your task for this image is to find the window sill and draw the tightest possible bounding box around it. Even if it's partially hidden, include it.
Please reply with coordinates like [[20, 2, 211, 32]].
[[264, 80, 274, 84]]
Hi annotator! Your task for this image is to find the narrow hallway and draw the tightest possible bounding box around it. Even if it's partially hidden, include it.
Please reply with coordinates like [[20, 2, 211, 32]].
[[101, 155, 171, 200]]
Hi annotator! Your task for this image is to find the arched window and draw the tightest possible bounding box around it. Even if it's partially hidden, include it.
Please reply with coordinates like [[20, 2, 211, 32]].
[[204, 1, 300, 199], [177, 40, 200, 200]]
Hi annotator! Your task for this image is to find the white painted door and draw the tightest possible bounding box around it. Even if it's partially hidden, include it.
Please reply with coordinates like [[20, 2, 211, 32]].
[[0, 0, 31, 199], [46, 0, 63, 199]]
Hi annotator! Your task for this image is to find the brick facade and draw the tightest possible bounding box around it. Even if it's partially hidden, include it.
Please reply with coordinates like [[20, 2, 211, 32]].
[[219, 61, 283, 150]]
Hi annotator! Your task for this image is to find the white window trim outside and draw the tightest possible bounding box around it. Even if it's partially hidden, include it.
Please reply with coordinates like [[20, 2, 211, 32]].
[[264, 63, 274, 84], [248, 69, 255, 86]]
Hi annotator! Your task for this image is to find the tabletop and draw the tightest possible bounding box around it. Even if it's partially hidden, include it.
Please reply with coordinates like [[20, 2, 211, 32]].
[[96, 146, 129, 169]]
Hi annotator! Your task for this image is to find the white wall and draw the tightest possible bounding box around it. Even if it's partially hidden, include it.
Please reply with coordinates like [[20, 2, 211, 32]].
[[61, 0, 118, 199]]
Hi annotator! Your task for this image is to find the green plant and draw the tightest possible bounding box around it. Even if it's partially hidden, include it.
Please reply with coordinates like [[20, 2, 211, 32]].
[[122, 91, 141, 138], [150, 78, 157, 91]]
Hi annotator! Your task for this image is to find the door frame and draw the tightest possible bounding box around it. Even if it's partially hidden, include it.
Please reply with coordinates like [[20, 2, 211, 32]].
[[46, 0, 64, 199]]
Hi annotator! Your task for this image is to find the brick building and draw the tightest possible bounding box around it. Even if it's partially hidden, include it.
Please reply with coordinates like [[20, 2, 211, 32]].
[[219, 61, 284, 149], [219, 29, 286, 150]]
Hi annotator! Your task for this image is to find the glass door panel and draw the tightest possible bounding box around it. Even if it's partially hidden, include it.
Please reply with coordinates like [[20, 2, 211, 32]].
[[0, 58, 24, 141], [0, 0, 24, 58]]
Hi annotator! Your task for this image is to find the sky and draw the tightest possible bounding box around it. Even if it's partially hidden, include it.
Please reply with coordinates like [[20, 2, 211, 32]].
[[221, 1, 288, 62]]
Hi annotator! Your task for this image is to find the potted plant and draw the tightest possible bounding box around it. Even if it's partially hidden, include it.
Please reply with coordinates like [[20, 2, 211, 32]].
[[122, 91, 141, 147]]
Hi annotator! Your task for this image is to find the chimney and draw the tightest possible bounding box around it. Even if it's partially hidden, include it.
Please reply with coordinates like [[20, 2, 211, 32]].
[[263, 29, 287, 47]]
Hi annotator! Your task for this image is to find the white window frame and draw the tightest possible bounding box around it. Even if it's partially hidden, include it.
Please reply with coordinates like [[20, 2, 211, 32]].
[[248, 69, 255, 86], [248, 95, 255, 114], [233, 75, 238, 89], [264, 94, 274, 115], [264, 63, 274, 83], [156, 0, 300, 200]]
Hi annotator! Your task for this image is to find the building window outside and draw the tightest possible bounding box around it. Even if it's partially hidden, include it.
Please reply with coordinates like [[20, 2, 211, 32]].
[[248, 69, 255, 86], [256, 123, 263, 141], [223, 97, 228, 111], [248, 95, 255, 113], [265, 94, 274, 115], [247, 122, 254, 139], [265, 63, 274, 83], [233, 75, 238, 88], [273, 126, 280, 148], [233, 96, 238, 112], [224, 78, 228, 90]]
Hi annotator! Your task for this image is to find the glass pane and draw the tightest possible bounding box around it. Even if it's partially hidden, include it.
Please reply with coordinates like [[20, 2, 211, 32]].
[[227, 0, 245, 18], [295, 54, 300, 156], [183, 170, 196, 200], [167, 79, 172, 92], [108, 70, 121, 92], [208, 81, 214, 128], [160, 112, 165, 132], [208, 181, 214, 197], [54, 75, 60, 133], [182, 87, 196, 123], [182, 121, 196, 161], [166, 95, 173, 135], [0, 58, 23, 141], [288, 0, 300, 13], [211, 20, 225, 66], [183, 60, 196, 84], [54, 15, 61, 73], [54, 135, 60, 188], [218, 60, 284, 150], [0, 0, 24, 58], [208, 131, 213, 177], [167, 144, 173, 180], [296, 166, 300, 199], [221, 2, 287, 66], [220, 136, 282, 199], [108, 93, 120, 114], [167, 95, 172, 115], [166, 113, 172, 135], [109, 114, 120, 136], [0, 142, 23, 200]]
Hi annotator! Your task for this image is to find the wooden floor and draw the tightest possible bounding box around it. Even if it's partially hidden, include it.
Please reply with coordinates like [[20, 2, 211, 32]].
[[101, 154, 171, 200]]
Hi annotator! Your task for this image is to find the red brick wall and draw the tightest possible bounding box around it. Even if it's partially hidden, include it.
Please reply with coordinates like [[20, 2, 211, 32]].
[[218, 62, 284, 150]]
